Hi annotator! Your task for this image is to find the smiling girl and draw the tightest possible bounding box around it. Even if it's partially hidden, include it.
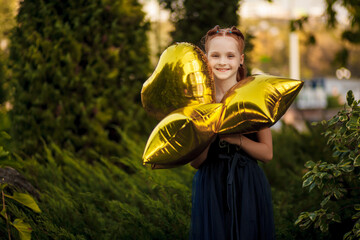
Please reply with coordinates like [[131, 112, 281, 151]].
[[190, 25, 275, 240]]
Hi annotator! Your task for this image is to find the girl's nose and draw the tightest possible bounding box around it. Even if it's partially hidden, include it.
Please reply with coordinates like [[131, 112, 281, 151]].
[[219, 56, 226, 65]]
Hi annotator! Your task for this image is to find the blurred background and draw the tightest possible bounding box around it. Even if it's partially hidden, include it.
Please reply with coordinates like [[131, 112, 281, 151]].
[[144, 0, 360, 131], [0, 0, 359, 239]]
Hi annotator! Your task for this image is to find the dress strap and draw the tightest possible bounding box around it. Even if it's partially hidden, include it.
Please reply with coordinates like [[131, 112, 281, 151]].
[[219, 152, 249, 240]]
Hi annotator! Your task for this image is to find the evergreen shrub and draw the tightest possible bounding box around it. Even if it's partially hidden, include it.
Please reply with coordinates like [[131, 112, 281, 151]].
[[264, 122, 334, 239], [0, 131, 195, 240], [9, 0, 153, 158], [1, 116, 352, 239], [295, 91, 360, 240]]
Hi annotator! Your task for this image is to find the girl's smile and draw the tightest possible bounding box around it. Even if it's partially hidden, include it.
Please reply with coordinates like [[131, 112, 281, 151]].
[[216, 67, 230, 72]]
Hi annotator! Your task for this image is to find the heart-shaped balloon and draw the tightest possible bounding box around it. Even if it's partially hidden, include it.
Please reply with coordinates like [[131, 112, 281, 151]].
[[141, 42, 215, 119]]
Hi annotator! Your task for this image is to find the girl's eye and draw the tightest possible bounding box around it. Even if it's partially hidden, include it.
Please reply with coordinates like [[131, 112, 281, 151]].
[[228, 55, 235, 58], [211, 55, 219, 58]]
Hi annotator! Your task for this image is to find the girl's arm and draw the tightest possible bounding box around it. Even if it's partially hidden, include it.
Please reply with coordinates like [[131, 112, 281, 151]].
[[219, 128, 273, 163]]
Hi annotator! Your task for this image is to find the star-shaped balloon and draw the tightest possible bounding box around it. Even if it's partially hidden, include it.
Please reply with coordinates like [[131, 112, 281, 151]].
[[143, 103, 223, 168], [218, 74, 304, 134], [141, 43, 304, 168]]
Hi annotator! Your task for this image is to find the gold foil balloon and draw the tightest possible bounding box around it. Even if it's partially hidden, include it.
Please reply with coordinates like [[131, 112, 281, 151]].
[[142, 103, 224, 167], [141, 42, 215, 119], [218, 74, 304, 134], [141, 42, 304, 167]]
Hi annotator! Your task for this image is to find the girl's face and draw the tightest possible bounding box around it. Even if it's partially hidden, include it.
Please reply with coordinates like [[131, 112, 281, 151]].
[[207, 36, 244, 83]]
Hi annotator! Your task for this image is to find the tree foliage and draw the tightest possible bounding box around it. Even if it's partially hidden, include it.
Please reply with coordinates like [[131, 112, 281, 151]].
[[291, 0, 360, 67], [159, 0, 241, 46], [0, 0, 16, 41], [0, 0, 17, 105], [9, 0, 152, 158], [295, 91, 360, 239], [326, 0, 360, 67]]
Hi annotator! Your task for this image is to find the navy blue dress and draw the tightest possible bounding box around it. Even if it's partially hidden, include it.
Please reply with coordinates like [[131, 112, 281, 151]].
[[190, 135, 275, 240]]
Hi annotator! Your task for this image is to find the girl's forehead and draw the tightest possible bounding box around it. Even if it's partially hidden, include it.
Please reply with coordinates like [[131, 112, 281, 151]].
[[207, 36, 241, 52]]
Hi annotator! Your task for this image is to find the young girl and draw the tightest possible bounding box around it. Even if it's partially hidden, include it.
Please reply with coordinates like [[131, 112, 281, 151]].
[[190, 25, 275, 240]]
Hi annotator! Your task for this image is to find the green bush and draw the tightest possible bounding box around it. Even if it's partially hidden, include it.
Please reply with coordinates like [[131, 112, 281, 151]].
[[1, 114, 353, 239], [9, 0, 153, 158], [6, 121, 339, 240], [263, 122, 333, 239], [295, 91, 360, 240], [1, 130, 195, 240]]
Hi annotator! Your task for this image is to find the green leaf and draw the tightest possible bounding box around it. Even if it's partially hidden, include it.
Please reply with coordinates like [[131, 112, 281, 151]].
[[309, 182, 317, 192], [107, 69, 119, 79], [303, 175, 315, 188], [333, 169, 342, 177], [352, 211, 360, 220], [1, 208, 7, 219], [326, 164, 335, 170], [319, 172, 328, 179], [0, 183, 8, 190], [341, 165, 354, 173], [305, 161, 316, 168], [4, 192, 41, 213], [11, 218, 32, 240], [311, 122, 319, 126], [354, 204, 360, 211], [354, 155, 360, 167], [343, 231, 352, 240], [295, 213, 307, 225], [327, 117, 339, 126], [339, 160, 352, 167], [0, 146, 9, 158], [319, 220, 328, 232], [334, 189, 344, 199], [346, 116, 359, 129], [309, 212, 317, 221], [333, 214, 341, 223], [333, 151, 341, 158], [300, 219, 312, 229], [347, 90, 354, 106], [0, 131, 11, 140], [303, 171, 313, 178], [321, 195, 331, 207], [339, 115, 348, 122]]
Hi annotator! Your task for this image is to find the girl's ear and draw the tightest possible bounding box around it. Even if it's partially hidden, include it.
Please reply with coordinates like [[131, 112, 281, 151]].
[[240, 53, 245, 64]]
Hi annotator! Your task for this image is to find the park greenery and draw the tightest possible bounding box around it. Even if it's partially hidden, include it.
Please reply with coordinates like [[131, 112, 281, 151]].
[[0, 0, 359, 239], [290, 0, 360, 70], [159, 0, 240, 45], [9, 0, 153, 159], [295, 91, 360, 239]]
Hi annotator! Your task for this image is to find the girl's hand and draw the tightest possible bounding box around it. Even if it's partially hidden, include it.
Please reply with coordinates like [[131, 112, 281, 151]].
[[220, 129, 273, 163], [219, 134, 243, 147]]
